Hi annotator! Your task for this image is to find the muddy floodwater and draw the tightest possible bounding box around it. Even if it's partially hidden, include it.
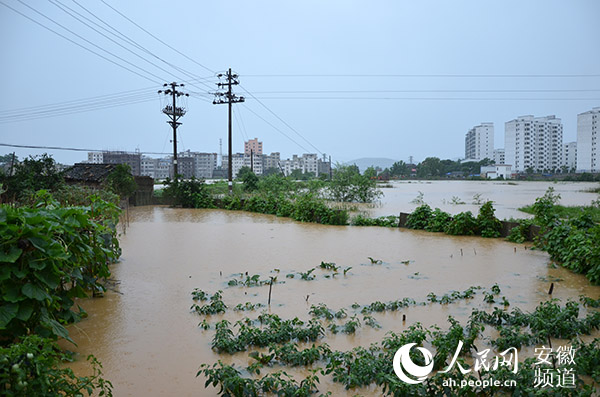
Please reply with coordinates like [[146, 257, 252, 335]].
[[368, 180, 599, 219], [66, 183, 600, 396]]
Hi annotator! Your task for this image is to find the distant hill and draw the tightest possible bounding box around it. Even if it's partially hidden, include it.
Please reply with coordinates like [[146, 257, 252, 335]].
[[343, 158, 398, 173]]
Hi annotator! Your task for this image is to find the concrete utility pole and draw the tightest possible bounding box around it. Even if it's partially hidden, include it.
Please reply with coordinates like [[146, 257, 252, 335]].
[[158, 82, 188, 180], [213, 68, 245, 195]]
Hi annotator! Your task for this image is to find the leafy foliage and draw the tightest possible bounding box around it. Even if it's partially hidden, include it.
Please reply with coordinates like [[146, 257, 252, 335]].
[[105, 164, 137, 199], [163, 177, 215, 208], [477, 201, 502, 237], [0, 192, 121, 343], [328, 165, 382, 203], [445, 211, 478, 235], [0, 335, 113, 396], [0, 154, 64, 203], [405, 204, 432, 229]]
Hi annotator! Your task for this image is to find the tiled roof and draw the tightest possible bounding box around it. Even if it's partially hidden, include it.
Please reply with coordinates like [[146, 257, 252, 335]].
[[63, 163, 117, 183]]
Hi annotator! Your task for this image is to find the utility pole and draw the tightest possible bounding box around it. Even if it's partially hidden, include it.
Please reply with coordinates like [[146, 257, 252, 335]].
[[213, 68, 245, 194], [250, 149, 254, 173], [158, 82, 188, 181]]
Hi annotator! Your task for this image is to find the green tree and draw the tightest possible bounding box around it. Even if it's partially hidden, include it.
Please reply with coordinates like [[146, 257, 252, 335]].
[[390, 160, 410, 177], [417, 157, 443, 178], [363, 166, 377, 179], [105, 164, 137, 199], [329, 165, 382, 203], [236, 166, 258, 191], [0, 154, 64, 202]]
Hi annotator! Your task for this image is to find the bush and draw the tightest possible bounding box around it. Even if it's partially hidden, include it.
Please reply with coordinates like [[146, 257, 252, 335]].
[[328, 165, 382, 203], [445, 211, 478, 235], [0, 192, 121, 343], [425, 208, 452, 232], [0, 335, 113, 396], [506, 219, 534, 243], [477, 201, 502, 238], [405, 204, 432, 229], [163, 177, 214, 208]]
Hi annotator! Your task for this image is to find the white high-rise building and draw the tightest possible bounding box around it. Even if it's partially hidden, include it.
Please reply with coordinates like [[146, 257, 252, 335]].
[[505, 115, 563, 173], [493, 148, 505, 165], [87, 152, 103, 163], [464, 123, 494, 161], [576, 107, 600, 173], [562, 142, 577, 172]]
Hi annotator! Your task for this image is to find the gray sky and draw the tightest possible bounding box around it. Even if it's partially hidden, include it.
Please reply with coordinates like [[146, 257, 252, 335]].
[[1, 0, 599, 165]]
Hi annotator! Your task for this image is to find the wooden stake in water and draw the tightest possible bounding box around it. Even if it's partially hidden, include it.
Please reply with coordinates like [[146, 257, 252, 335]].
[[548, 282, 554, 295], [268, 277, 274, 306]]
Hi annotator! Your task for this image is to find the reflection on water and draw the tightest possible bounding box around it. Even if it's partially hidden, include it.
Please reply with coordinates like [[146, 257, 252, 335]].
[[368, 180, 599, 219], [66, 202, 600, 396]]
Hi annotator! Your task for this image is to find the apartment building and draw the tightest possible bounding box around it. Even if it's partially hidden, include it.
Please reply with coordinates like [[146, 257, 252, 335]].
[[464, 123, 494, 161], [576, 107, 600, 173], [562, 142, 577, 171], [505, 115, 563, 173]]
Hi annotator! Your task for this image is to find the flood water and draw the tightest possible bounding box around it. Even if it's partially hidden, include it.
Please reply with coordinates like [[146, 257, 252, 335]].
[[368, 180, 599, 219], [65, 182, 600, 396]]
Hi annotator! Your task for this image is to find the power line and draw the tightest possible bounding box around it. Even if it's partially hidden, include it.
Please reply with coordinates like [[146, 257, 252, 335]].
[[243, 73, 600, 78], [48, 0, 185, 82], [240, 85, 324, 156], [99, 0, 215, 75], [249, 89, 600, 94], [65, 0, 216, 93], [0, 142, 170, 155], [0, 0, 161, 84], [0, 86, 156, 115], [0, 94, 158, 124], [0, 0, 165, 83], [248, 96, 600, 101], [240, 104, 311, 154]]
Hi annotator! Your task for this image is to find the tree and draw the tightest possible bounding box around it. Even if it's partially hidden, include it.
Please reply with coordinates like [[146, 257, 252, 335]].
[[0, 154, 64, 202], [329, 165, 382, 203], [363, 166, 377, 179], [390, 161, 410, 177], [105, 164, 137, 198], [417, 157, 443, 178], [236, 166, 258, 191]]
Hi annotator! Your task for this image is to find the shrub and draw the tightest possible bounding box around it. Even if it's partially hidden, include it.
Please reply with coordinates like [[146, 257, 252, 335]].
[[405, 204, 432, 229], [477, 201, 502, 238], [0, 335, 113, 396], [425, 208, 452, 232], [163, 177, 214, 209], [0, 193, 121, 343], [445, 211, 478, 235]]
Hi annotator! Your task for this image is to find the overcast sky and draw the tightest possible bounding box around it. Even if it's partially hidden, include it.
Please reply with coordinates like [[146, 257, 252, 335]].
[[1, 0, 599, 165]]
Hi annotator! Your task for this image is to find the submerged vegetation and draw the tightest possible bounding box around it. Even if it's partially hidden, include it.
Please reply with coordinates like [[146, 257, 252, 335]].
[[193, 273, 600, 395]]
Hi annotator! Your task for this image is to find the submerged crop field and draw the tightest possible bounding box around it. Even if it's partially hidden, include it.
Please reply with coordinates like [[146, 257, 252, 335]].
[[63, 197, 600, 396]]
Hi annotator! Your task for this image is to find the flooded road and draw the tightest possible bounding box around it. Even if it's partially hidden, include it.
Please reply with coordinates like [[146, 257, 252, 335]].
[[368, 180, 599, 219], [66, 202, 600, 396]]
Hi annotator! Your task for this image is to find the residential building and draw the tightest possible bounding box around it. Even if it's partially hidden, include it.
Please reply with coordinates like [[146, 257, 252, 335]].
[[244, 138, 263, 156], [576, 107, 600, 173], [562, 142, 577, 172], [178, 150, 218, 179], [141, 156, 156, 178], [465, 123, 494, 161], [102, 151, 142, 176], [493, 148, 505, 165], [280, 153, 323, 177], [262, 152, 281, 173], [505, 115, 563, 173], [481, 164, 512, 179], [87, 152, 103, 164], [222, 153, 246, 178]]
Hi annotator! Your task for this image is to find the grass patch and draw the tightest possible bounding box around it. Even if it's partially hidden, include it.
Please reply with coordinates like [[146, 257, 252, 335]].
[[519, 204, 600, 223]]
